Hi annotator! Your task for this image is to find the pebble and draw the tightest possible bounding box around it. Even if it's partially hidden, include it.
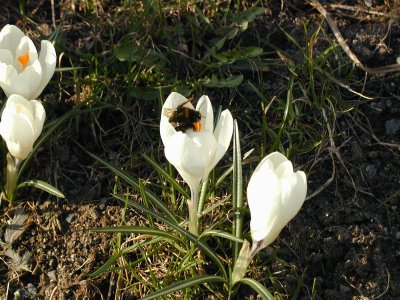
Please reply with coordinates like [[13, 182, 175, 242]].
[[27, 283, 37, 295], [65, 213, 75, 224], [47, 270, 57, 282], [365, 165, 377, 177], [368, 151, 379, 159], [385, 119, 400, 136]]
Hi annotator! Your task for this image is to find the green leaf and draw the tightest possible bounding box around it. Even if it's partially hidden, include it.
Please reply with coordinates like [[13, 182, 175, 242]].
[[232, 120, 243, 263], [115, 46, 143, 62], [200, 229, 243, 243], [17, 180, 65, 198], [214, 47, 263, 64], [83, 150, 178, 224], [231, 240, 251, 285], [88, 252, 121, 277], [113, 194, 229, 280], [237, 277, 275, 300], [142, 153, 189, 199], [142, 275, 226, 300], [203, 74, 243, 88], [92, 225, 181, 244], [235, 7, 265, 27]]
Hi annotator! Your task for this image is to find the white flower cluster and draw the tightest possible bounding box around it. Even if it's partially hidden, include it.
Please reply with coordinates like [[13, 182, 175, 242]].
[[0, 24, 56, 160]]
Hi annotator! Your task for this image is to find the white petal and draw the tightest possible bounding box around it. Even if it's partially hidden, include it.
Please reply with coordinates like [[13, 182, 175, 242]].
[[0, 65, 18, 97], [247, 152, 307, 249], [5, 139, 32, 160], [247, 166, 280, 242], [164, 131, 217, 190], [30, 100, 46, 140], [264, 152, 288, 169], [15, 36, 38, 73], [0, 25, 25, 55], [280, 171, 307, 218], [163, 92, 194, 111], [275, 160, 294, 177], [0, 60, 42, 99], [0, 49, 14, 65], [196, 95, 213, 132], [209, 109, 233, 172], [32, 40, 56, 99]]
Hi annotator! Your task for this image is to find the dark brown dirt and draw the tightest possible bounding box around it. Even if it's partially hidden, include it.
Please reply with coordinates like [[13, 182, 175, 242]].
[[1, 0, 400, 299]]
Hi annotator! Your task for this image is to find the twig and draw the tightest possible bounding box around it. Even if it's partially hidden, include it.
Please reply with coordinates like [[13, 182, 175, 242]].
[[309, 0, 400, 74]]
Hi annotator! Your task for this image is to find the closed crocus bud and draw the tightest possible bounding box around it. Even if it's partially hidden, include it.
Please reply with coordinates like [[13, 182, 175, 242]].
[[247, 152, 307, 254], [0, 94, 46, 160], [160, 92, 233, 192], [0, 24, 56, 99]]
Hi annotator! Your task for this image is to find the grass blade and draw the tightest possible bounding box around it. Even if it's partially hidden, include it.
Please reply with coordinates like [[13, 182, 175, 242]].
[[84, 150, 178, 224], [92, 225, 182, 244], [232, 119, 243, 263], [113, 194, 228, 280], [17, 180, 65, 198], [142, 153, 189, 199], [88, 252, 121, 277], [238, 277, 274, 300], [142, 275, 226, 300], [200, 229, 243, 243]]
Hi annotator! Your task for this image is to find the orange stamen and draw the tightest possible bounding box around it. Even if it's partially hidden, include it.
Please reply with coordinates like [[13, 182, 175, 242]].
[[193, 122, 201, 132], [18, 53, 30, 70]]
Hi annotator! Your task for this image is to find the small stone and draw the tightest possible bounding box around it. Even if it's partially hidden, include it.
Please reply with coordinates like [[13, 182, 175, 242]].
[[14, 288, 28, 298], [27, 283, 37, 295], [47, 270, 57, 282], [365, 165, 377, 177], [368, 151, 379, 159], [385, 119, 400, 136], [65, 213, 75, 224]]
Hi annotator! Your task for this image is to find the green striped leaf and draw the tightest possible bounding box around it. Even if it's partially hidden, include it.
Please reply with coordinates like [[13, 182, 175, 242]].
[[142, 275, 225, 300]]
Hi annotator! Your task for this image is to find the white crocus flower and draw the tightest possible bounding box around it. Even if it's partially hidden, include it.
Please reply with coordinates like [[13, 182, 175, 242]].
[[247, 152, 307, 254], [232, 152, 307, 284], [0, 94, 46, 160], [160, 92, 233, 235], [0, 24, 56, 99]]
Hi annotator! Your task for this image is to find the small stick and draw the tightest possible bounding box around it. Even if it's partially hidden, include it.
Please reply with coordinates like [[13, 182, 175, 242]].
[[309, 0, 400, 74]]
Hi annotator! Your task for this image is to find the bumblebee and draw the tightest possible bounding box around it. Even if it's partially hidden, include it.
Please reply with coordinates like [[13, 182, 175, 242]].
[[163, 97, 202, 132]]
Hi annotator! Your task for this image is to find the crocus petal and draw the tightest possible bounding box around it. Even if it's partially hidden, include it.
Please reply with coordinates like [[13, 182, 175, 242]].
[[0, 25, 25, 55], [0, 49, 14, 65], [0, 94, 45, 160], [164, 131, 217, 190], [281, 171, 307, 218], [2, 113, 35, 160], [196, 95, 213, 132], [15, 36, 38, 73], [209, 109, 233, 173], [32, 40, 56, 99], [30, 99, 46, 140], [264, 152, 288, 169], [247, 152, 307, 250], [0, 59, 42, 98]]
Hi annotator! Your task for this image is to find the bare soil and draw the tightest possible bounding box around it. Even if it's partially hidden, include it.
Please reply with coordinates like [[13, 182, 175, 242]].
[[1, 1, 400, 299]]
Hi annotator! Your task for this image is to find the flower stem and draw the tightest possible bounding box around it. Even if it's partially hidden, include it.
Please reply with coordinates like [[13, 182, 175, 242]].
[[188, 186, 199, 236], [5, 154, 19, 202]]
